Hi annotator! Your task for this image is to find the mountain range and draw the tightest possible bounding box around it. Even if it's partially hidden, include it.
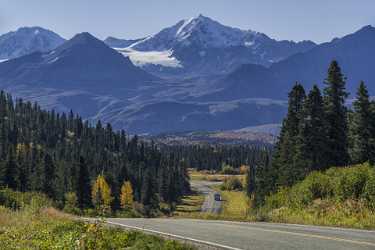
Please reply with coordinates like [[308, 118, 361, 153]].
[[200, 25, 375, 100], [105, 15, 316, 78], [0, 17, 374, 136]]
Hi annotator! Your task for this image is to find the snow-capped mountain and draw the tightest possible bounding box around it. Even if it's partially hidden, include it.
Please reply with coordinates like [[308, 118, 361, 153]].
[[0, 32, 157, 92], [0, 21, 373, 136], [129, 14, 262, 51], [108, 15, 316, 77], [0, 27, 65, 60]]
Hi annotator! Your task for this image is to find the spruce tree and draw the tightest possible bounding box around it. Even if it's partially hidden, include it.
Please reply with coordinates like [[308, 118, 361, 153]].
[[3, 149, 19, 190], [273, 83, 306, 187], [323, 60, 349, 167], [295, 85, 328, 172], [141, 168, 159, 215], [43, 153, 56, 198], [351, 81, 373, 164], [245, 165, 256, 198], [77, 157, 91, 209]]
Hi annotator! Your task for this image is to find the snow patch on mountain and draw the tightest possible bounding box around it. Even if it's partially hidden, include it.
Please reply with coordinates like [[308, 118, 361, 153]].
[[118, 48, 182, 68]]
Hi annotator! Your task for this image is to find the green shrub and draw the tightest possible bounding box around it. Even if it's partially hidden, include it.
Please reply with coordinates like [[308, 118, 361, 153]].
[[363, 171, 375, 209], [261, 163, 375, 229], [264, 163, 375, 210], [0, 188, 52, 211], [335, 165, 370, 200], [220, 177, 243, 191], [63, 192, 80, 215], [221, 164, 237, 175]]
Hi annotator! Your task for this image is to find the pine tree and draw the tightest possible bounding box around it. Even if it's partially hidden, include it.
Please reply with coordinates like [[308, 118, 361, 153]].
[[295, 85, 329, 172], [43, 153, 56, 198], [245, 165, 256, 197], [77, 157, 91, 209], [141, 168, 159, 215], [350, 81, 373, 164], [272, 83, 306, 187], [323, 60, 349, 166], [3, 149, 19, 190]]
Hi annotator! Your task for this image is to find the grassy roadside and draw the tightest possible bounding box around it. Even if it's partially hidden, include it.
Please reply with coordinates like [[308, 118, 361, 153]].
[[258, 163, 375, 230], [219, 190, 253, 221], [0, 190, 195, 250]]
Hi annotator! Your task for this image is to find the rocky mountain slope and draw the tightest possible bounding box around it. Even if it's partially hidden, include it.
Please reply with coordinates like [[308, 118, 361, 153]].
[[0, 27, 65, 60]]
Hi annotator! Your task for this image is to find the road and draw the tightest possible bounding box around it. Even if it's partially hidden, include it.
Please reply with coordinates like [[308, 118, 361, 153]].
[[190, 180, 222, 214], [106, 218, 375, 250]]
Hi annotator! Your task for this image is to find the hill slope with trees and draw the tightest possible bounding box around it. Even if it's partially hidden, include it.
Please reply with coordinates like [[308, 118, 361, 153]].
[[0, 91, 190, 215]]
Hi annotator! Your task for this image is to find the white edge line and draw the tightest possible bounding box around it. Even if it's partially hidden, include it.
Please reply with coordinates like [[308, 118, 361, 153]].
[[180, 218, 375, 233], [106, 220, 243, 250]]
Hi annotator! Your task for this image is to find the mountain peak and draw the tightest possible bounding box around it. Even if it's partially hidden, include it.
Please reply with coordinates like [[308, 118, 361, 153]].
[[194, 14, 213, 22], [131, 14, 261, 51], [0, 26, 65, 60], [70, 32, 100, 43], [58, 32, 107, 51], [13, 26, 54, 35]]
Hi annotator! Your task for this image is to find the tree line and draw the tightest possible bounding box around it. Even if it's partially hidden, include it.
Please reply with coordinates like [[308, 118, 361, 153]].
[[247, 60, 375, 205], [160, 144, 272, 172], [0, 92, 190, 214]]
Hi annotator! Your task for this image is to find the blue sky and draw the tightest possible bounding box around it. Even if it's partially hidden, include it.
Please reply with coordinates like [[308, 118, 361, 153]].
[[1, 0, 374, 43]]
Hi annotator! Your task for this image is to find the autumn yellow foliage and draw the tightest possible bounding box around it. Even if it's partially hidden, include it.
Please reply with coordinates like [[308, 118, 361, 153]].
[[120, 181, 134, 209], [91, 175, 113, 214]]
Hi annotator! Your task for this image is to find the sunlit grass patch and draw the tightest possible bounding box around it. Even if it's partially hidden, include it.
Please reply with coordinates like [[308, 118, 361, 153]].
[[174, 192, 205, 216], [220, 190, 251, 220]]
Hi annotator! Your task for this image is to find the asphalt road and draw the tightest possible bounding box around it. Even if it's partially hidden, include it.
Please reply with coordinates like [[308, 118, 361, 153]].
[[190, 180, 222, 214], [106, 218, 375, 250]]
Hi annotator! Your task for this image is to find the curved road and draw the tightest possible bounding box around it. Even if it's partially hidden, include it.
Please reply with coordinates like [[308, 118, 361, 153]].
[[106, 218, 375, 250], [190, 180, 222, 213]]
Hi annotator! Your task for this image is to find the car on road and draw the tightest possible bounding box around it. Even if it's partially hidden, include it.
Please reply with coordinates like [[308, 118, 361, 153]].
[[214, 193, 221, 201]]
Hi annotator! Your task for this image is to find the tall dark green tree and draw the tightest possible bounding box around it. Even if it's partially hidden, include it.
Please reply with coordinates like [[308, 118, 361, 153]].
[[141, 168, 159, 215], [76, 157, 91, 209], [295, 85, 328, 171], [3, 149, 18, 190], [43, 153, 56, 198], [273, 83, 306, 187], [245, 165, 256, 197], [350, 81, 373, 164], [323, 61, 349, 166]]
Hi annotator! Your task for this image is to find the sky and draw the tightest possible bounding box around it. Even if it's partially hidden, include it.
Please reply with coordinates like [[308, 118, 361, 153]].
[[1, 0, 374, 43]]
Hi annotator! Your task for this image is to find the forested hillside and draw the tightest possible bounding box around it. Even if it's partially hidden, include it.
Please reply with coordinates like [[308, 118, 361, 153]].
[[0, 91, 190, 215]]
